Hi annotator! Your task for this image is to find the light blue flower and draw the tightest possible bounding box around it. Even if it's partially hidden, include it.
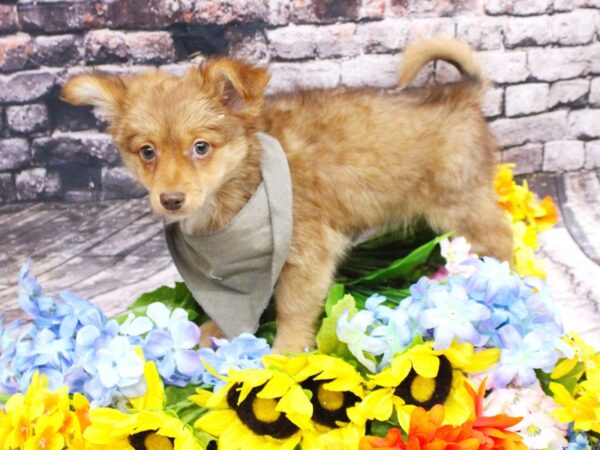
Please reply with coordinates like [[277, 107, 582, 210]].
[[566, 431, 592, 450], [82, 335, 145, 406], [371, 310, 414, 370], [198, 333, 270, 390], [18, 259, 70, 329], [57, 291, 106, 339], [336, 309, 387, 373], [466, 257, 520, 305], [0, 315, 22, 393], [365, 294, 392, 323], [491, 325, 561, 388], [419, 281, 491, 350], [139, 302, 204, 386]]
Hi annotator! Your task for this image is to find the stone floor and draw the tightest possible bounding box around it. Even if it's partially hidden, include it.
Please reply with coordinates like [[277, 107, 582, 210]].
[[0, 170, 599, 347]]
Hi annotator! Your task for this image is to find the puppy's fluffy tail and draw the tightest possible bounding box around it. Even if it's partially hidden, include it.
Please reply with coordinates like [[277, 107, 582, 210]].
[[399, 38, 486, 90]]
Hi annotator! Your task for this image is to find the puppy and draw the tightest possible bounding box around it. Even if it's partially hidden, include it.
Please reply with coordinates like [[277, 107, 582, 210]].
[[62, 38, 513, 353]]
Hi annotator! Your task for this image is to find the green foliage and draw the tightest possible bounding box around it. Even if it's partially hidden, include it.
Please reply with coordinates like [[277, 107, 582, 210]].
[[121, 282, 206, 323], [316, 295, 357, 359], [536, 361, 584, 397]]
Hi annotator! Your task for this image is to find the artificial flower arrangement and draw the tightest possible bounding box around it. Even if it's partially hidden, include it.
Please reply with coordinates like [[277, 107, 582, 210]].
[[1, 165, 598, 450]]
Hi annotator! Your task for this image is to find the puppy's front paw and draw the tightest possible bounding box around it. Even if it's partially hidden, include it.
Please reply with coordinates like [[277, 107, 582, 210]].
[[199, 320, 225, 347], [271, 334, 313, 354]]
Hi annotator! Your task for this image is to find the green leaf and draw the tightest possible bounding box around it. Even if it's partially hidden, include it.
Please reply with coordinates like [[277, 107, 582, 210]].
[[165, 385, 199, 409], [348, 232, 451, 285], [325, 283, 346, 316], [369, 419, 400, 438], [316, 295, 357, 359], [122, 282, 203, 322]]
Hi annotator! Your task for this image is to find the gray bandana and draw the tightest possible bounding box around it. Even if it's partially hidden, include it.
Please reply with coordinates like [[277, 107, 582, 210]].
[[164, 133, 293, 339]]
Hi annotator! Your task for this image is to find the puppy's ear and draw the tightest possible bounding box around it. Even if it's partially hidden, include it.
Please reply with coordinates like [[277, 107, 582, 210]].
[[201, 59, 270, 118], [61, 72, 127, 121]]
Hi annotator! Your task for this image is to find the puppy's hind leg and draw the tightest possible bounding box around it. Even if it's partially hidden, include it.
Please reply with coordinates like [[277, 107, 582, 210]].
[[426, 190, 514, 263], [272, 226, 351, 353]]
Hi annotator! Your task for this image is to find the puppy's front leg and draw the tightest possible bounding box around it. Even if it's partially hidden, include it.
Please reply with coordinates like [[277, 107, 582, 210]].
[[272, 226, 350, 353], [199, 320, 226, 347]]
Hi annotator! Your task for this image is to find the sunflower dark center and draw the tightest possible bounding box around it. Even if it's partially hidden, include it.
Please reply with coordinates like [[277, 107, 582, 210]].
[[301, 377, 360, 428], [129, 431, 174, 450], [394, 355, 453, 410], [227, 383, 298, 439]]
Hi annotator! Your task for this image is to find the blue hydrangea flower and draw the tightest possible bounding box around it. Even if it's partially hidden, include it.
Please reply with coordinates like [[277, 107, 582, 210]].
[[132, 302, 204, 386], [198, 333, 270, 390], [466, 257, 520, 305], [82, 335, 145, 406], [491, 325, 561, 388], [419, 280, 491, 350], [566, 430, 592, 450], [0, 315, 22, 393]]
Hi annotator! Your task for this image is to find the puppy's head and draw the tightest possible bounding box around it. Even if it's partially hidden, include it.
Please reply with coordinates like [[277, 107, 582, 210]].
[[61, 60, 270, 219]]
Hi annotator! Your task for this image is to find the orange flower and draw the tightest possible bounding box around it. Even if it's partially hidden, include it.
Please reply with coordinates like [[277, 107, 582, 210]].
[[465, 381, 526, 450], [360, 380, 526, 450]]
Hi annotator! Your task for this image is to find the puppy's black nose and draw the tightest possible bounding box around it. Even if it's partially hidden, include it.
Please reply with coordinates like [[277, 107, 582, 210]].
[[160, 192, 185, 211]]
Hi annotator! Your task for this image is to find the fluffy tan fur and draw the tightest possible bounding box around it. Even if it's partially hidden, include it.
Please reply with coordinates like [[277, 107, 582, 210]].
[[62, 38, 513, 352]]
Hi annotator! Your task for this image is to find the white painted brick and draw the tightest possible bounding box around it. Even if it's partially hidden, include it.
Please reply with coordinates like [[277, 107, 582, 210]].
[[435, 60, 462, 84], [569, 109, 600, 138], [550, 10, 597, 45], [359, 0, 386, 19], [584, 140, 600, 169], [266, 25, 316, 59], [549, 79, 590, 107], [528, 45, 597, 81], [485, 0, 552, 15], [504, 16, 551, 48], [355, 18, 410, 52], [543, 140, 585, 171], [590, 78, 600, 106], [315, 23, 360, 58], [482, 87, 504, 118], [553, 0, 583, 10], [505, 83, 549, 117], [340, 54, 399, 88], [490, 111, 568, 147], [266, 60, 341, 94], [267, 0, 290, 25], [501, 143, 543, 174], [407, 18, 455, 43], [456, 16, 504, 50], [480, 51, 529, 84]]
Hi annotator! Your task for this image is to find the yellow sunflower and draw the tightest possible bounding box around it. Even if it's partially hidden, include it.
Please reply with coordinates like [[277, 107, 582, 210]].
[[348, 342, 499, 432], [83, 358, 202, 450], [191, 366, 314, 450], [263, 353, 367, 449]]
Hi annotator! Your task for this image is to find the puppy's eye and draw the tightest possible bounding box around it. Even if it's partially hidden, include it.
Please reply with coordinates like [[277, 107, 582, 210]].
[[193, 141, 210, 158], [140, 145, 156, 161]]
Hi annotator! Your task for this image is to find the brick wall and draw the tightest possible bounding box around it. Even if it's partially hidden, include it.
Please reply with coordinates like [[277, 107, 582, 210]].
[[1, 0, 599, 204]]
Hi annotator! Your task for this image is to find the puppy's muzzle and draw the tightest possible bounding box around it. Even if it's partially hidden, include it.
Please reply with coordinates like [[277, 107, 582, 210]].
[[160, 192, 186, 211]]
